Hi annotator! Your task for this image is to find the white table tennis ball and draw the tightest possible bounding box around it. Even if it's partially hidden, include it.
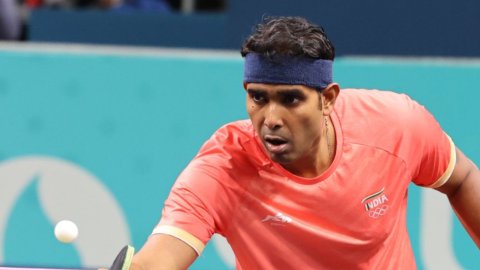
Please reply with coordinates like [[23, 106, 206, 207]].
[[54, 220, 79, 243]]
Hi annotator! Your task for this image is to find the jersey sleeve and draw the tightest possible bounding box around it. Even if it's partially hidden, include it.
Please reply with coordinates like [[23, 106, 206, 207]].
[[402, 96, 456, 187], [152, 160, 223, 255], [152, 125, 243, 255]]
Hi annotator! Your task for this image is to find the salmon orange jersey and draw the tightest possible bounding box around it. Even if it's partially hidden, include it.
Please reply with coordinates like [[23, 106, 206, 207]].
[[154, 89, 456, 269]]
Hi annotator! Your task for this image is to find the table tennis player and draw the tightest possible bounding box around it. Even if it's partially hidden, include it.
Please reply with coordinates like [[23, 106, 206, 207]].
[[109, 16, 480, 270]]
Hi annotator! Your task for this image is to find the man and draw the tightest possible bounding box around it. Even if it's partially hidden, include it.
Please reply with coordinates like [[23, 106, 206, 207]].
[[116, 16, 480, 269], [0, 0, 22, 40]]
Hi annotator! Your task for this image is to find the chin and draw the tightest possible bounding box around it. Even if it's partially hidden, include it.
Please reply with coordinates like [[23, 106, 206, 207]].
[[270, 153, 296, 164]]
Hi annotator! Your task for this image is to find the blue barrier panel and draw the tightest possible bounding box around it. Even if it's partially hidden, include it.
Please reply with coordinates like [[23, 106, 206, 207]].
[[29, 10, 227, 49], [29, 0, 480, 57], [0, 48, 478, 269], [226, 0, 480, 57]]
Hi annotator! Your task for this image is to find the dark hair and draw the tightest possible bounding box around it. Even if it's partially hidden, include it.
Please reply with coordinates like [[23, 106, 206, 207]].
[[241, 16, 335, 60]]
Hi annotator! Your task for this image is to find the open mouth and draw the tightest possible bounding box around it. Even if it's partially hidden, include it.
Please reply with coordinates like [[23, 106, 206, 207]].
[[265, 137, 287, 145], [264, 135, 289, 154]]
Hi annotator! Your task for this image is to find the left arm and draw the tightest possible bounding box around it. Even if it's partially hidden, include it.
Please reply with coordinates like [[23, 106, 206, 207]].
[[435, 147, 480, 247]]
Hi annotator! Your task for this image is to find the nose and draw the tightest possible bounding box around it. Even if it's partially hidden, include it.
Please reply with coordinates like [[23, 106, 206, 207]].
[[263, 104, 283, 130]]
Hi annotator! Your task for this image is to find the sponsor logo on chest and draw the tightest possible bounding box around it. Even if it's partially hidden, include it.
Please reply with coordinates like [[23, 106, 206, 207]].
[[261, 212, 293, 226]]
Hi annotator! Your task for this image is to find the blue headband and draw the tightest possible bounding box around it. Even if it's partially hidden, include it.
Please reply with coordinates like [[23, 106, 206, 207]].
[[243, 53, 333, 90]]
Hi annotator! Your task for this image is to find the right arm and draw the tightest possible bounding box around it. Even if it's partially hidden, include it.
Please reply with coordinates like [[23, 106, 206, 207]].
[[130, 233, 198, 270], [130, 126, 241, 270]]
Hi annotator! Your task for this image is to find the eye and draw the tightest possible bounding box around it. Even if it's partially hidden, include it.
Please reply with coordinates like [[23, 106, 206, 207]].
[[282, 94, 301, 106], [250, 92, 266, 104]]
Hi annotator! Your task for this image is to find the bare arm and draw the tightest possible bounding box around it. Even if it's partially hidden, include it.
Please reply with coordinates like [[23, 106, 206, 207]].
[[435, 147, 480, 247], [130, 234, 198, 270]]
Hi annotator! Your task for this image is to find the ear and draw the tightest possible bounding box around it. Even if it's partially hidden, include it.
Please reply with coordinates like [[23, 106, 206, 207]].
[[321, 83, 340, 116], [243, 82, 248, 90]]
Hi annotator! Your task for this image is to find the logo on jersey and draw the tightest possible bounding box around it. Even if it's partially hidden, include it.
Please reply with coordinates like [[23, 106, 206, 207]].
[[361, 187, 389, 218], [262, 212, 292, 226]]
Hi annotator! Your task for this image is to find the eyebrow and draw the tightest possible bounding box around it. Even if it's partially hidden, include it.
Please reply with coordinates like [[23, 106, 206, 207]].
[[277, 89, 304, 96], [246, 89, 266, 95], [246, 88, 304, 96]]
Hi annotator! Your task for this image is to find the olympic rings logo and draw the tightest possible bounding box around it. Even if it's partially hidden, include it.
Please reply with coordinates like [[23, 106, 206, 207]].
[[368, 204, 389, 218]]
